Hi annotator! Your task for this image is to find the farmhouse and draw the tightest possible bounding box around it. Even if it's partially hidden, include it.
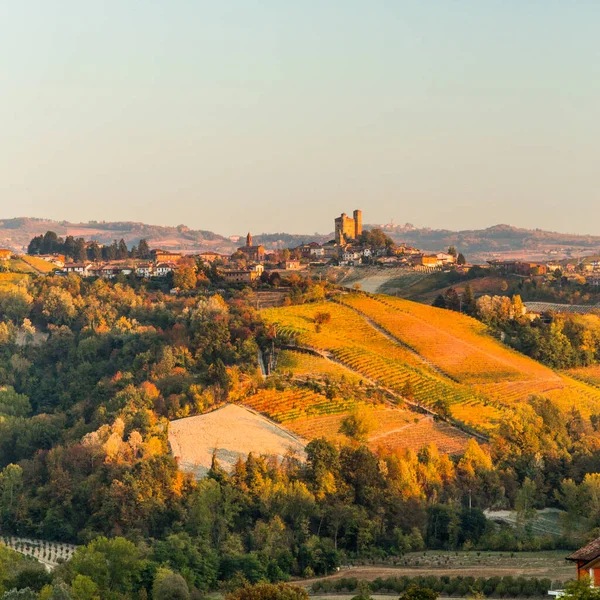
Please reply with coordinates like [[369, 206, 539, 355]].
[[63, 262, 93, 276], [487, 260, 547, 276], [283, 260, 302, 270], [436, 252, 456, 265], [0, 249, 13, 261], [567, 537, 600, 586]]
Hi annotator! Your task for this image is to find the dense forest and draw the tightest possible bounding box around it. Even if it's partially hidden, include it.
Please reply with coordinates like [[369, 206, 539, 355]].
[[1, 271, 600, 597]]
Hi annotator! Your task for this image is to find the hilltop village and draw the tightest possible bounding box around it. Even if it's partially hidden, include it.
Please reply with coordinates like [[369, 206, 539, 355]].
[[2, 210, 600, 296]]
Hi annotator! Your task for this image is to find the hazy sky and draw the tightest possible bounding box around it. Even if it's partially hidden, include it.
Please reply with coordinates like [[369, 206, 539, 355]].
[[1, 1, 599, 236]]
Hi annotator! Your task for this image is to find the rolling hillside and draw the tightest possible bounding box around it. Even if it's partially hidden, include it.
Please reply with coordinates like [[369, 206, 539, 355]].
[[263, 294, 600, 434], [244, 351, 472, 455]]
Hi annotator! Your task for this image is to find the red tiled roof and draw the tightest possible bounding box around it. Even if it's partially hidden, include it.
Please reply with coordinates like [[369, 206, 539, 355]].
[[567, 537, 600, 562]]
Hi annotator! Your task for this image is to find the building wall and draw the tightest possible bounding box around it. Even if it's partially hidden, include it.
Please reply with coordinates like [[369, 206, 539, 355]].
[[353, 209, 363, 239], [335, 210, 362, 244]]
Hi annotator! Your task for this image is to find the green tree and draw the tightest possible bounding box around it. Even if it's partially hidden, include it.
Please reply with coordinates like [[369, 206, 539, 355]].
[[561, 578, 600, 600], [138, 239, 151, 259], [69, 537, 140, 596], [0, 286, 33, 324], [226, 583, 309, 600], [462, 285, 476, 316], [433, 294, 446, 309], [42, 288, 76, 325], [152, 568, 189, 600], [400, 585, 440, 600], [70, 575, 99, 600]]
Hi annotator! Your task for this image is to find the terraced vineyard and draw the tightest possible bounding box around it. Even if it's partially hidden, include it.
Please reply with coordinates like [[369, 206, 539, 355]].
[[276, 349, 363, 384], [263, 300, 501, 432], [285, 409, 470, 455], [567, 365, 600, 389], [340, 294, 549, 384], [243, 386, 363, 423], [369, 415, 472, 455], [19, 254, 57, 274], [264, 294, 600, 432]]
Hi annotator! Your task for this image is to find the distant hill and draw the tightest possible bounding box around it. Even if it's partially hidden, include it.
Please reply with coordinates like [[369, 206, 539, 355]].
[[2, 217, 599, 262], [0, 217, 328, 254], [375, 223, 600, 263]]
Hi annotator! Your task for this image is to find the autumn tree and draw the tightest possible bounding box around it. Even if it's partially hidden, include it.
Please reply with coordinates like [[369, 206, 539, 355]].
[[340, 407, 376, 442], [173, 265, 197, 292]]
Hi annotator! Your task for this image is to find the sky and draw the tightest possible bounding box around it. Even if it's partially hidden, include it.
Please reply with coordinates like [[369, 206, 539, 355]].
[[1, 1, 599, 236]]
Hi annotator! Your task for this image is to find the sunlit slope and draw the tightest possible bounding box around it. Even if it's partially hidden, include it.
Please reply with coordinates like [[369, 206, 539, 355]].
[[340, 294, 550, 384], [264, 294, 600, 430], [338, 294, 600, 415], [263, 300, 503, 432], [246, 351, 470, 455]]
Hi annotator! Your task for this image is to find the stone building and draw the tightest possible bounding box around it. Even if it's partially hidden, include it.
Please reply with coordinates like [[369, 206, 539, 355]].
[[335, 210, 362, 245], [237, 233, 265, 262]]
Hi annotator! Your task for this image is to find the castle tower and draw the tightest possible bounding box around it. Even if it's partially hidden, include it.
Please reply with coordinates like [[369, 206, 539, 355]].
[[246, 232, 252, 247], [353, 210, 362, 239]]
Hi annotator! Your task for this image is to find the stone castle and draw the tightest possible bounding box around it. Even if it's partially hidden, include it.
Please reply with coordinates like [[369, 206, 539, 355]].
[[335, 210, 362, 245]]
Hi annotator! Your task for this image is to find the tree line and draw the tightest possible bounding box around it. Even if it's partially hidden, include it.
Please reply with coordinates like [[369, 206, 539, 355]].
[[28, 231, 152, 262]]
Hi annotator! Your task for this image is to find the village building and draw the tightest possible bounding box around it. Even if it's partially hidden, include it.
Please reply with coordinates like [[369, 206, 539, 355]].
[[395, 244, 421, 256], [136, 263, 153, 278], [295, 242, 324, 258], [561, 536, 600, 590], [63, 262, 93, 276], [436, 252, 457, 265], [587, 276, 600, 287], [283, 260, 302, 270], [487, 260, 547, 277], [154, 262, 177, 277], [414, 254, 441, 268], [0, 249, 13, 261], [198, 251, 228, 264], [220, 264, 264, 283], [237, 233, 265, 262], [151, 249, 182, 264]]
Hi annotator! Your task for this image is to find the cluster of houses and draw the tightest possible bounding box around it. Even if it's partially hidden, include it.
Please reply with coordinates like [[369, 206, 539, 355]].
[[488, 259, 600, 287], [60, 249, 184, 279]]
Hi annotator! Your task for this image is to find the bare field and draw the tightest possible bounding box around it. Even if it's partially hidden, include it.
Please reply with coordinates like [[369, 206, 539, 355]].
[[169, 404, 306, 478]]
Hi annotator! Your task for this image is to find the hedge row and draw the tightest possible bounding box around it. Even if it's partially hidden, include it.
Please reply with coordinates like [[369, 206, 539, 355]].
[[311, 575, 567, 598]]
